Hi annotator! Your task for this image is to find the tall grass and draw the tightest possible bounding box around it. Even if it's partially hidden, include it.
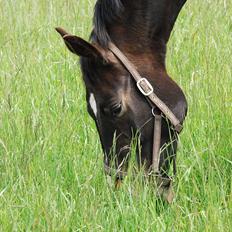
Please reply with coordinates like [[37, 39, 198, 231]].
[[0, 0, 231, 231]]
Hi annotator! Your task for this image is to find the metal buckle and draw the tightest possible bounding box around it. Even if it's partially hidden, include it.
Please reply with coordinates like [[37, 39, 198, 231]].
[[137, 78, 154, 96]]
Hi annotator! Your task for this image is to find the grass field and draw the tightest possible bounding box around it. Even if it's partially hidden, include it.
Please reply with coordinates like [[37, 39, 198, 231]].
[[0, 0, 232, 231]]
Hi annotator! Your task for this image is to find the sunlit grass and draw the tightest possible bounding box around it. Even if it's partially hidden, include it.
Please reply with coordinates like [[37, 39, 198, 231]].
[[0, 0, 231, 230]]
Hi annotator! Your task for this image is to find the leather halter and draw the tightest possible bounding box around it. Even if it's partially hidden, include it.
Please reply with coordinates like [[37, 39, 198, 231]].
[[108, 42, 183, 175]]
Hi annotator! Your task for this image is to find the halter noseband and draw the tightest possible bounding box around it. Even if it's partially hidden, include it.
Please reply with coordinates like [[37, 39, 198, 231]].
[[107, 42, 183, 177]]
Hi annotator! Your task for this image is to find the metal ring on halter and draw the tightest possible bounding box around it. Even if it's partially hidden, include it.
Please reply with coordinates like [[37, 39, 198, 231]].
[[152, 107, 158, 117]]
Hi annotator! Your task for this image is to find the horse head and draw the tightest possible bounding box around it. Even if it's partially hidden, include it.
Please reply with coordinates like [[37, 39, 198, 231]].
[[56, 0, 188, 200]]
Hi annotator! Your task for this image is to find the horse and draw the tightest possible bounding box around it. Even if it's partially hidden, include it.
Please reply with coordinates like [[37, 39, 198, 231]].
[[56, 0, 188, 203]]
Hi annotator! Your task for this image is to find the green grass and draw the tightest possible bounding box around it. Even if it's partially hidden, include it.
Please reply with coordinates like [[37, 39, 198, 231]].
[[0, 0, 231, 231]]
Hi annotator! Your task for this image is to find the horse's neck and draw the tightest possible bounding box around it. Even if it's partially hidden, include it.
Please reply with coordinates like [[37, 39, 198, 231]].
[[107, 0, 169, 66], [108, 0, 185, 47], [94, 0, 186, 67], [120, 0, 186, 39]]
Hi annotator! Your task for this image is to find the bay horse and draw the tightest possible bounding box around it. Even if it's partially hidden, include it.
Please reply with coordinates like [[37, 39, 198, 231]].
[[56, 0, 188, 202]]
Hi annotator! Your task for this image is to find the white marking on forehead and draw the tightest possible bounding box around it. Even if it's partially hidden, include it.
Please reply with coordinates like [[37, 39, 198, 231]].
[[89, 93, 97, 117]]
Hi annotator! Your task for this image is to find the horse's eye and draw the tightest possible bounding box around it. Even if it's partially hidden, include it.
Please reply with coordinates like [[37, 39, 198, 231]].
[[111, 104, 122, 117]]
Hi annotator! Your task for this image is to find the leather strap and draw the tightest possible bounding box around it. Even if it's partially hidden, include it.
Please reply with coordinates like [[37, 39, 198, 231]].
[[152, 114, 162, 173], [108, 42, 183, 133]]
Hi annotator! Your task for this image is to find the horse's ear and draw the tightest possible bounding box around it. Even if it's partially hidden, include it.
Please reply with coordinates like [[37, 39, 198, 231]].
[[55, 27, 104, 60]]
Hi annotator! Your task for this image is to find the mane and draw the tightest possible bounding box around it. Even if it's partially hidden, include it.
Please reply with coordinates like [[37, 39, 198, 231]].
[[93, 0, 124, 47]]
